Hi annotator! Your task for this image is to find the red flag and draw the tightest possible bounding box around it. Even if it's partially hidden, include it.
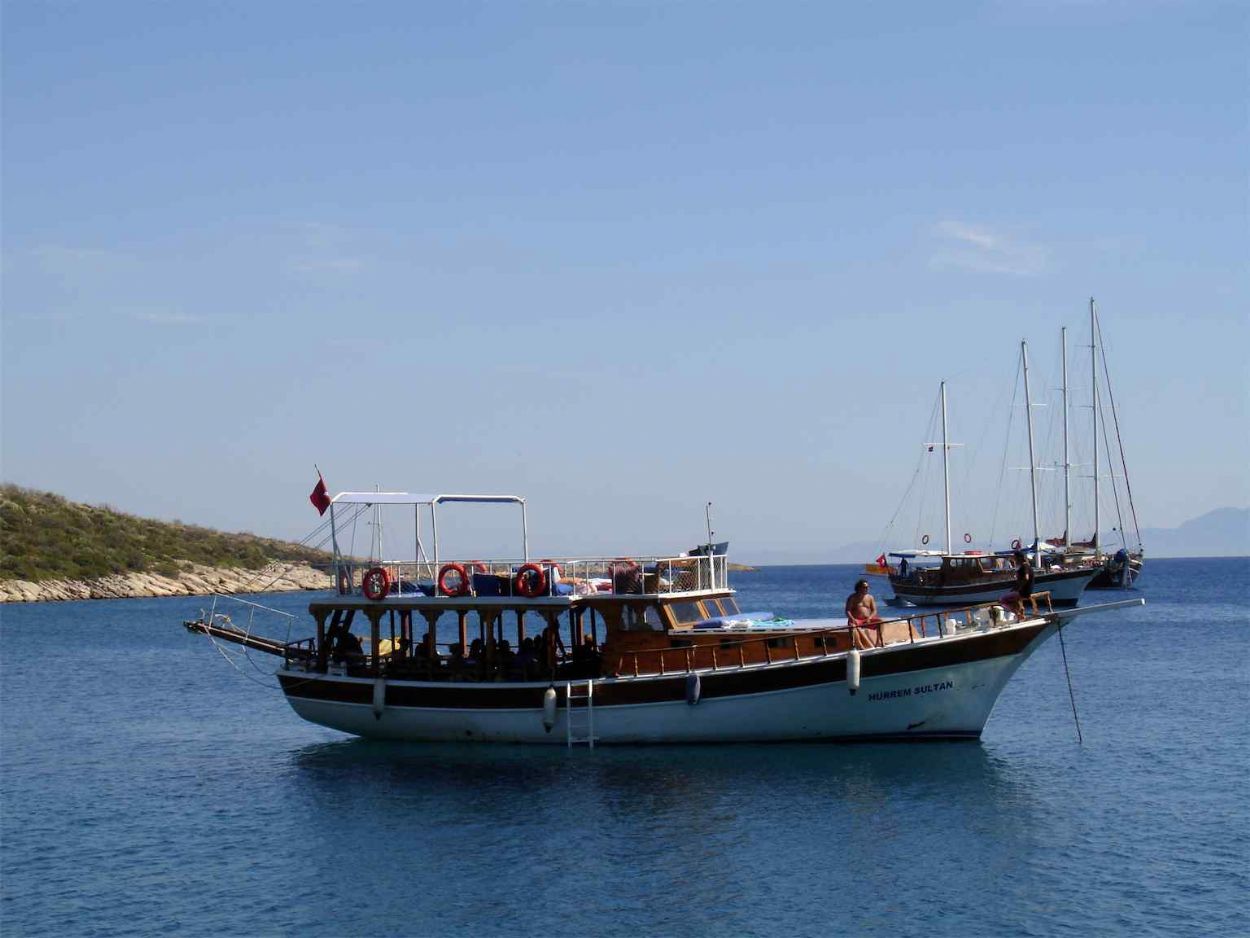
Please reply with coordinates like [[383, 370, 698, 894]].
[[875, 553, 887, 567], [309, 473, 331, 516]]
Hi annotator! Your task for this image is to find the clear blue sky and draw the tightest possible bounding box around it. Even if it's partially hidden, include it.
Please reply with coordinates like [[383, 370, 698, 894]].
[[3, 1, 1246, 561]]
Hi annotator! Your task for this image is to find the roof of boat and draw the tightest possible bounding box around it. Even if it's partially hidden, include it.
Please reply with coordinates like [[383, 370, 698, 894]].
[[330, 492, 525, 506]]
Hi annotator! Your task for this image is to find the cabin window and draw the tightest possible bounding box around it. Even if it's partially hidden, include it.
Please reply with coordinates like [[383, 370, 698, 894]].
[[720, 596, 740, 615], [670, 602, 704, 625], [621, 604, 664, 632], [766, 637, 790, 649]]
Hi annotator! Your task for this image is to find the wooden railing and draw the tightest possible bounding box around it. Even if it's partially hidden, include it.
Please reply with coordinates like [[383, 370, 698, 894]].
[[614, 595, 1054, 679]]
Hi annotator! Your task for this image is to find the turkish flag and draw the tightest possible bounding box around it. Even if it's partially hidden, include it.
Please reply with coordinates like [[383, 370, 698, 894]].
[[309, 473, 331, 516]]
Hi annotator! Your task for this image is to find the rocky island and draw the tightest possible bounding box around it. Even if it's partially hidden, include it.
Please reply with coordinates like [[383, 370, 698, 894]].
[[1, 485, 331, 603]]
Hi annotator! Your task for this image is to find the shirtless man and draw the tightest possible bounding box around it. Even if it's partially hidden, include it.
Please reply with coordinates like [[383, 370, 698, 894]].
[[844, 579, 880, 625]]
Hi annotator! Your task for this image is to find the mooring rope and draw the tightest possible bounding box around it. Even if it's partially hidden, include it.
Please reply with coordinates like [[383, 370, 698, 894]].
[[1056, 621, 1084, 744]]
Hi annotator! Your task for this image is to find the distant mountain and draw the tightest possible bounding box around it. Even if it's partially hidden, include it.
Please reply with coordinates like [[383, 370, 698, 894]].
[[1137, 507, 1249, 558], [738, 507, 1249, 565]]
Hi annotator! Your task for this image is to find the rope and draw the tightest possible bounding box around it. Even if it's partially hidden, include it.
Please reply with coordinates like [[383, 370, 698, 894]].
[[1095, 314, 1143, 548], [1056, 621, 1084, 744], [987, 356, 1022, 549], [225, 502, 370, 596]]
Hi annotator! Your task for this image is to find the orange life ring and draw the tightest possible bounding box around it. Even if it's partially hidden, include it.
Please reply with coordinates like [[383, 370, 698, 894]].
[[336, 568, 352, 596], [963, 533, 973, 544], [515, 562, 548, 598], [438, 562, 470, 597], [361, 566, 391, 601], [1011, 539, 1022, 550]]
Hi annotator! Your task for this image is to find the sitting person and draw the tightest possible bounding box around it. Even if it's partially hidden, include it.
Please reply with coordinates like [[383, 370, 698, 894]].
[[571, 635, 602, 678], [464, 638, 485, 679], [999, 551, 1035, 616], [496, 638, 516, 681], [844, 579, 881, 626], [515, 637, 539, 680], [446, 642, 466, 679], [331, 628, 364, 664]]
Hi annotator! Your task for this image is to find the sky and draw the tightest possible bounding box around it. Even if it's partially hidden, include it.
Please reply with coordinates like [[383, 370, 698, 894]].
[[2, 1, 1246, 562]]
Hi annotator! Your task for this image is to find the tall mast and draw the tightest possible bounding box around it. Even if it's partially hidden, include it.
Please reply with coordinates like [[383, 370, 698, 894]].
[[1062, 326, 1071, 549], [941, 380, 952, 555], [1022, 341, 1041, 568], [1091, 297, 1100, 554]]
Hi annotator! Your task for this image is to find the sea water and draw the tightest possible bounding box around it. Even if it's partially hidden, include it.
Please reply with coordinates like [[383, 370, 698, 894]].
[[2, 558, 1247, 937]]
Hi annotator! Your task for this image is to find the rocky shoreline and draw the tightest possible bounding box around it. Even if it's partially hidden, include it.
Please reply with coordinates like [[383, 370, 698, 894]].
[[0, 563, 328, 603]]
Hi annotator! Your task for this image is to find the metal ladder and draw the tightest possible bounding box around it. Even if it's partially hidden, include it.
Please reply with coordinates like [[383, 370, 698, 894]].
[[565, 680, 596, 748]]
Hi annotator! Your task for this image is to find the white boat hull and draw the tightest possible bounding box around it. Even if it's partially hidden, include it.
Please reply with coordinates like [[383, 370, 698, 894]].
[[279, 620, 1058, 744]]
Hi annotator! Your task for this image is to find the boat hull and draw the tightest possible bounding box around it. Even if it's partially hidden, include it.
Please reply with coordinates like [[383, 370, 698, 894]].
[[1087, 556, 1143, 589], [277, 619, 1055, 744], [888, 568, 1096, 607]]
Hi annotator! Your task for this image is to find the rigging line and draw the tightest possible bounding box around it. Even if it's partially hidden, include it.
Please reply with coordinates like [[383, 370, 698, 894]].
[[1056, 620, 1084, 744], [1097, 391, 1128, 549], [912, 390, 942, 547], [1095, 315, 1143, 547], [229, 502, 371, 595], [880, 449, 928, 547], [204, 628, 282, 690], [988, 357, 1022, 549]]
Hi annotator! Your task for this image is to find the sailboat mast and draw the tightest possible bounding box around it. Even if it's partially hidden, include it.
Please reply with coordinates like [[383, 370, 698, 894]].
[[1022, 341, 1041, 568], [941, 380, 952, 555], [1091, 297, 1100, 554], [1062, 326, 1071, 549]]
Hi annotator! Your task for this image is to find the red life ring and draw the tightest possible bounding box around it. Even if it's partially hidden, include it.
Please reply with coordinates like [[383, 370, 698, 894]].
[[438, 563, 470, 597], [1011, 539, 1022, 550], [515, 562, 548, 598], [963, 533, 973, 544], [336, 568, 352, 596], [921, 534, 930, 545], [361, 566, 391, 601]]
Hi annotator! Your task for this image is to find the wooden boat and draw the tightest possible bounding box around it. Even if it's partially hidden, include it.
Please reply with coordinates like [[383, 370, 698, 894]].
[[877, 359, 1098, 608], [885, 550, 1096, 607], [183, 488, 1138, 744]]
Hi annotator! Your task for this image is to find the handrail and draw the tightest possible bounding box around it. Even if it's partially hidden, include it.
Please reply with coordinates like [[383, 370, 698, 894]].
[[326, 553, 731, 599]]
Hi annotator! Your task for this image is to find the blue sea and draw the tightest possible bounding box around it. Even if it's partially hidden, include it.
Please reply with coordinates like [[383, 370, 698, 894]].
[[2, 558, 1248, 937]]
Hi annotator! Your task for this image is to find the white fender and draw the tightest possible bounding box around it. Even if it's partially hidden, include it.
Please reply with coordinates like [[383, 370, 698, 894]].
[[372, 678, 386, 720], [847, 647, 861, 695], [685, 672, 702, 706], [542, 686, 558, 733]]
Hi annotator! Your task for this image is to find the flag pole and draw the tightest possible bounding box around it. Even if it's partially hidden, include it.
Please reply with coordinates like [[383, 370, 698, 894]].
[[316, 465, 342, 564]]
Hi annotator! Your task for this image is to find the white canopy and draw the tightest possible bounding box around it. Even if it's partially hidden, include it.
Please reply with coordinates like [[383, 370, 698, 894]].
[[327, 492, 528, 563], [331, 492, 525, 507]]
